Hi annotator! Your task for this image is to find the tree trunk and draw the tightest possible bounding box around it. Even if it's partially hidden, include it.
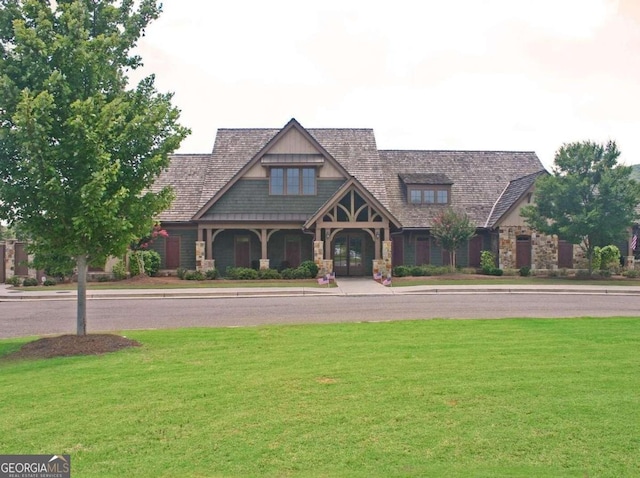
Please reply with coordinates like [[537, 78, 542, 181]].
[[450, 250, 456, 273], [77, 255, 88, 336]]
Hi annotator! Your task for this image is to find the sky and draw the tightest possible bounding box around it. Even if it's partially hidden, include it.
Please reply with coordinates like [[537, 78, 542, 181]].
[[130, 0, 640, 170]]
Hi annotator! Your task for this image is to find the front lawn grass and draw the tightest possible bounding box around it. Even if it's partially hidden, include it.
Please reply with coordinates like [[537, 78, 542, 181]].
[[1, 318, 639, 477], [391, 276, 640, 287]]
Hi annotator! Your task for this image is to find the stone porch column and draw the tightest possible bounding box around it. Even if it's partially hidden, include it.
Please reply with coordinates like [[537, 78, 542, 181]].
[[5, 240, 15, 280], [382, 240, 392, 276], [195, 241, 205, 271], [314, 240, 325, 277]]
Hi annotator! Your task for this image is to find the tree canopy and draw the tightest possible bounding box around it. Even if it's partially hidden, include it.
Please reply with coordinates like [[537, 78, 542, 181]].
[[0, 0, 189, 334], [430, 207, 476, 271], [521, 141, 640, 272]]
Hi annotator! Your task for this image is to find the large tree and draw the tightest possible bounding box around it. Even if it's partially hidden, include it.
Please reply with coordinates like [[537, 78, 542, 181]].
[[430, 207, 476, 272], [0, 0, 189, 335], [521, 141, 640, 273]]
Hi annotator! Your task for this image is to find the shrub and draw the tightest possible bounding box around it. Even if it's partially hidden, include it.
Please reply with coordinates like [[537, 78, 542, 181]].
[[7, 276, 21, 286], [392, 265, 411, 277], [487, 268, 503, 276], [97, 275, 111, 282], [112, 260, 127, 281], [575, 269, 591, 279], [176, 267, 187, 280], [519, 266, 531, 277], [204, 269, 218, 280], [300, 260, 319, 278], [226, 267, 258, 280], [599, 245, 621, 271], [410, 265, 426, 276], [257, 268, 281, 280], [480, 250, 496, 274], [130, 250, 161, 277], [184, 271, 205, 281], [280, 267, 311, 279], [22, 277, 39, 286], [623, 269, 640, 278], [43, 278, 57, 286]]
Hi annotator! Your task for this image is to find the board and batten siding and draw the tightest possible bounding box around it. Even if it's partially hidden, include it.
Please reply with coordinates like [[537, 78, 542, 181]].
[[202, 179, 346, 217]]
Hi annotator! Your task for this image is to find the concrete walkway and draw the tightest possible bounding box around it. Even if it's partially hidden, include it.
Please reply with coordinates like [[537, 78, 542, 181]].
[[1, 278, 640, 301]]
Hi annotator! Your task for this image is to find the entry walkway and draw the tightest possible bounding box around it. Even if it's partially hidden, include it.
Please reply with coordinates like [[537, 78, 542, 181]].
[[334, 277, 394, 295]]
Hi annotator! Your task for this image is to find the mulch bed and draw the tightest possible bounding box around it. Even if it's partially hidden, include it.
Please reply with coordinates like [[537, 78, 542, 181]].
[[2, 334, 141, 361]]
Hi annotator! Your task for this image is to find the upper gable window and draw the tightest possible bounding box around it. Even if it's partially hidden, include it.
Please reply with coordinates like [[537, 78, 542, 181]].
[[271, 167, 316, 195]]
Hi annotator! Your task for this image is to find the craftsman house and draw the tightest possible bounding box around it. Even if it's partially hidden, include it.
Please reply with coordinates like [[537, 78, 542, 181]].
[[148, 118, 569, 276]]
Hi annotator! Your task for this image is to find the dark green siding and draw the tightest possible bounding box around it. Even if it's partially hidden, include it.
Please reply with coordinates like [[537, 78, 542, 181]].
[[267, 230, 313, 270], [150, 228, 197, 270], [206, 179, 346, 215], [394, 231, 492, 268]]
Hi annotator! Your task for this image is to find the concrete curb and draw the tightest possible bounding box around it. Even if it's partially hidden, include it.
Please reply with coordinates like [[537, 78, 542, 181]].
[[2, 284, 640, 300]]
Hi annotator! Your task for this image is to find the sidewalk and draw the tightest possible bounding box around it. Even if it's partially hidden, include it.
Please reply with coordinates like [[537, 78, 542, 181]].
[[1, 278, 640, 301]]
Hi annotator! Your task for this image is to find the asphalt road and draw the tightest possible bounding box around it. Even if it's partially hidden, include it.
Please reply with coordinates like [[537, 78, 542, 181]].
[[2, 293, 640, 338]]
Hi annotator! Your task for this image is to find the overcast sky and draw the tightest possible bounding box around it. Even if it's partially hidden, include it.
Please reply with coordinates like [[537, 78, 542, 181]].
[[131, 0, 640, 169]]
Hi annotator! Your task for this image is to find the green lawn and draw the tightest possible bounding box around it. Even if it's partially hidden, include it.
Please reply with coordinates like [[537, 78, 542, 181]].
[[1, 318, 639, 477], [391, 276, 640, 287]]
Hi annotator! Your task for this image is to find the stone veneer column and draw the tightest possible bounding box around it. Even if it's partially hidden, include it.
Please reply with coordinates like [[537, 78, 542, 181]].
[[259, 259, 270, 270], [195, 241, 205, 271], [321, 259, 333, 277], [314, 241, 324, 276], [5, 240, 15, 280], [498, 227, 515, 269], [382, 240, 393, 275]]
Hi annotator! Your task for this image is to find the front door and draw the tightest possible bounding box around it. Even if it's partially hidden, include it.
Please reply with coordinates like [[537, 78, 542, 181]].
[[165, 236, 180, 269], [558, 240, 573, 268], [516, 236, 532, 268], [333, 234, 364, 276], [235, 236, 251, 268], [14, 242, 28, 276]]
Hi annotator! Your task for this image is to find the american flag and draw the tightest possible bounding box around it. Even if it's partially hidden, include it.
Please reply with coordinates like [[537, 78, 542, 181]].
[[632, 234, 638, 251], [382, 277, 392, 286], [317, 276, 329, 285], [327, 272, 336, 281], [374, 272, 382, 280]]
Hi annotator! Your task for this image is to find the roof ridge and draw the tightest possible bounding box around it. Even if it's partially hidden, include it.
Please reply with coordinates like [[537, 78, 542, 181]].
[[380, 149, 537, 154]]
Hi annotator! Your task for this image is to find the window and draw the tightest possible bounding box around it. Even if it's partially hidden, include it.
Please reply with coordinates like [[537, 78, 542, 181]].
[[408, 187, 449, 204], [270, 167, 316, 195], [302, 168, 316, 195], [424, 190, 435, 204], [271, 168, 284, 195]]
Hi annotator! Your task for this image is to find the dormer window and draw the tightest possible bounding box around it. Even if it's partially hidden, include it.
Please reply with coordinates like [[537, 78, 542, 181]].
[[408, 186, 449, 204], [400, 173, 452, 205]]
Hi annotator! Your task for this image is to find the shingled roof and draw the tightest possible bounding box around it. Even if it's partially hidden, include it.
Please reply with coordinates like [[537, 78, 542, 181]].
[[153, 121, 547, 228], [380, 150, 546, 228], [485, 170, 548, 227]]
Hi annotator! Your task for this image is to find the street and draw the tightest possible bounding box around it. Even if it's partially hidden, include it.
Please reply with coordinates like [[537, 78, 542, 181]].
[[2, 293, 640, 338]]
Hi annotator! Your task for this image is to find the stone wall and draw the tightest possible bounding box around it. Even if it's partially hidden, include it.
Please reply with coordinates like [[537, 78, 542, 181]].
[[499, 226, 558, 270], [532, 233, 558, 270]]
